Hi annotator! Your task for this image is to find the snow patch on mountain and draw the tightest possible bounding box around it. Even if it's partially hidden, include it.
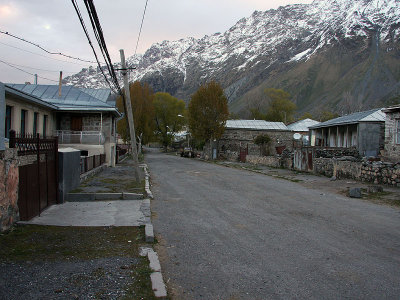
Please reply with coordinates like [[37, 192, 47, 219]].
[[63, 0, 400, 99]]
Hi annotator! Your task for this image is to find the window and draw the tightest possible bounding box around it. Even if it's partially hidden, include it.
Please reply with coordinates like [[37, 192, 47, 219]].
[[396, 119, 400, 144], [5, 106, 12, 139], [20, 109, 27, 135], [43, 115, 48, 137], [33, 112, 39, 136]]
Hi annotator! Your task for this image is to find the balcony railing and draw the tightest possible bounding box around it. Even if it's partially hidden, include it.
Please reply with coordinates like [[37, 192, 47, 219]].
[[55, 130, 105, 145]]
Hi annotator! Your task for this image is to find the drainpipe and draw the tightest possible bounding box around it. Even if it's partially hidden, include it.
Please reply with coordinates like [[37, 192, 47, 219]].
[[100, 112, 103, 145]]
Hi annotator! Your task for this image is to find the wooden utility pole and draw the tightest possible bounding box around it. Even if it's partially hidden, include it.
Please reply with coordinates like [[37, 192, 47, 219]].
[[119, 49, 141, 182]]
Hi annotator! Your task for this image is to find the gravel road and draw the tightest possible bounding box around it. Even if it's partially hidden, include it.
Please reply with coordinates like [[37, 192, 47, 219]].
[[147, 149, 400, 300]]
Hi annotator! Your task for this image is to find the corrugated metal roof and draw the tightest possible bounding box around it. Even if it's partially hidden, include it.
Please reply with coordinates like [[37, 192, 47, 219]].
[[226, 120, 288, 130], [309, 108, 385, 129], [287, 118, 320, 132], [5, 85, 58, 110], [7, 84, 114, 110], [79, 88, 111, 103]]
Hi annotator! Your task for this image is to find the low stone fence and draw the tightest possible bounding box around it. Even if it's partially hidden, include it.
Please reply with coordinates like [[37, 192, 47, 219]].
[[0, 149, 19, 232], [246, 153, 292, 169], [360, 161, 400, 186], [246, 149, 400, 187]]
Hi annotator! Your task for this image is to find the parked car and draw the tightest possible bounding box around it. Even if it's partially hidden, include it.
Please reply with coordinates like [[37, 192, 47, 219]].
[[180, 147, 195, 158]]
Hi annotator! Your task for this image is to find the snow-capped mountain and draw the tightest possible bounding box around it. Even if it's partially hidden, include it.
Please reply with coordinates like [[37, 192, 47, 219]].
[[64, 0, 400, 115]]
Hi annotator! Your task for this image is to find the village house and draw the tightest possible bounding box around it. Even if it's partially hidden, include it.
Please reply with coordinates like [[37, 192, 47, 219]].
[[6, 84, 121, 166], [3, 84, 57, 141], [382, 105, 400, 162], [287, 118, 320, 146], [308, 108, 385, 157], [217, 119, 292, 161]]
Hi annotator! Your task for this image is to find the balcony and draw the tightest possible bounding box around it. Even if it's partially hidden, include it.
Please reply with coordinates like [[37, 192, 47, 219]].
[[55, 130, 105, 145]]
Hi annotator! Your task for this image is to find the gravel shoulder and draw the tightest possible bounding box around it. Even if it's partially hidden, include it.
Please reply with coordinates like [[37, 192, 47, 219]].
[[0, 225, 157, 300]]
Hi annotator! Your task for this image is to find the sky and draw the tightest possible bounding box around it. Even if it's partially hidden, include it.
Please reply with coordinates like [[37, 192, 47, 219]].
[[0, 0, 313, 84]]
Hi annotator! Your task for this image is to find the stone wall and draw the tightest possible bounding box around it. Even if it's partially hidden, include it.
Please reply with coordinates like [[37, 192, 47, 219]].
[[384, 110, 400, 162], [313, 158, 335, 177], [59, 113, 114, 142], [246, 150, 292, 169], [218, 128, 293, 160], [246, 155, 281, 168], [360, 161, 400, 186], [312, 156, 400, 187], [0, 149, 19, 232]]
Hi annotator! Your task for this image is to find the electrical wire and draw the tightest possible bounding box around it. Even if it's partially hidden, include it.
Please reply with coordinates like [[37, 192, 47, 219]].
[[0, 59, 59, 83], [0, 41, 92, 66], [83, 0, 122, 95], [134, 0, 149, 56], [0, 30, 97, 64], [0, 58, 76, 73], [70, 0, 117, 94]]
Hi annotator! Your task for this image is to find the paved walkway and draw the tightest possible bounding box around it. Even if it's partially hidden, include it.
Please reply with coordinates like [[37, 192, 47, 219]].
[[20, 200, 148, 226], [20, 157, 150, 227]]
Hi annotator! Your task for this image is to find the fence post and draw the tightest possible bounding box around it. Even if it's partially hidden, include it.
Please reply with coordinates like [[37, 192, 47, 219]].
[[54, 136, 59, 204], [37, 133, 41, 216], [9, 130, 16, 148]]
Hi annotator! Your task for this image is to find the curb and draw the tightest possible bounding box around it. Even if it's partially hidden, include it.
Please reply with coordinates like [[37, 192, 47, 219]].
[[140, 247, 167, 298], [140, 163, 168, 298], [66, 192, 144, 202]]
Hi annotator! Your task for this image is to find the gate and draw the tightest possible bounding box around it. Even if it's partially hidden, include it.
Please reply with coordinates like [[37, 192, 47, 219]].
[[9, 131, 59, 221], [239, 145, 248, 163]]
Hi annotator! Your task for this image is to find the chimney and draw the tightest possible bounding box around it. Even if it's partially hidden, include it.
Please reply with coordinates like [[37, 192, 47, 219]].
[[58, 71, 63, 97]]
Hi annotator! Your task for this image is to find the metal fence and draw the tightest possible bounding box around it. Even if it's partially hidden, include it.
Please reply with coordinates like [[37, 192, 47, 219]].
[[55, 130, 105, 145], [80, 154, 106, 174]]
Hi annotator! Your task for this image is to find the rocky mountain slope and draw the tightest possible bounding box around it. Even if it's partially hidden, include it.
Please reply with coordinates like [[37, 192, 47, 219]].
[[64, 0, 400, 116]]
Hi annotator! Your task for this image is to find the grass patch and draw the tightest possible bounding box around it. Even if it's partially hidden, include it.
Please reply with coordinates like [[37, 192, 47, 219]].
[[0, 225, 145, 262], [69, 187, 84, 193], [123, 257, 158, 300]]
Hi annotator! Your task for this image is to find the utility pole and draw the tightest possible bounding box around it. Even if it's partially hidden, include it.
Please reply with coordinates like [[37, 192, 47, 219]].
[[119, 49, 141, 182]]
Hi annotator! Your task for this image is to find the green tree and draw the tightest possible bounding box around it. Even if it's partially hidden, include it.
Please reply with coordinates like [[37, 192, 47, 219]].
[[153, 92, 186, 149], [299, 112, 314, 120], [319, 111, 339, 122], [264, 88, 296, 124], [116, 81, 155, 153], [188, 81, 229, 142], [249, 108, 266, 120], [254, 134, 271, 156]]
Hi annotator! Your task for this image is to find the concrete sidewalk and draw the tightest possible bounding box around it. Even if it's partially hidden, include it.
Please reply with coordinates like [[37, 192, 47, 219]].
[[19, 199, 150, 226]]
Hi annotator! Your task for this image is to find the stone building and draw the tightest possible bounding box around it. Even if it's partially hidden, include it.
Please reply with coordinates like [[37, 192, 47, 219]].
[[309, 108, 385, 157], [383, 105, 400, 162], [6, 84, 121, 166], [217, 120, 292, 161]]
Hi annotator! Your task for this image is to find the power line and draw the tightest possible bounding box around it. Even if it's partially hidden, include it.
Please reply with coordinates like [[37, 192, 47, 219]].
[[70, 0, 117, 94], [83, 0, 122, 95], [134, 0, 149, 56], [0, 59, 59, 83], [0, 58, 76, 73], [0, 41, 91, 66], [0, 30, 97, 64]]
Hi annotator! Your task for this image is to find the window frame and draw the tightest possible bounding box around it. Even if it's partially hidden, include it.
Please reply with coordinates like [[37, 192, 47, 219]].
[[43, 115, 48, 137], [5, 105, 12, 139], [20, 109, 27, 135], [33, 112, 39, 136]]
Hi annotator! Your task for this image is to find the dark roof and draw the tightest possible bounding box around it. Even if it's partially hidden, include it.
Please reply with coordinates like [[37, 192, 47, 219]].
[[383, 104, 400, 113], [7, 84, 114, 110], [309, 108, 385, 129]]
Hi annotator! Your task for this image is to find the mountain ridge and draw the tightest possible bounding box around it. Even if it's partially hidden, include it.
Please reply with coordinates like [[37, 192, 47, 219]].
[[63, 0, 400, 116]]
